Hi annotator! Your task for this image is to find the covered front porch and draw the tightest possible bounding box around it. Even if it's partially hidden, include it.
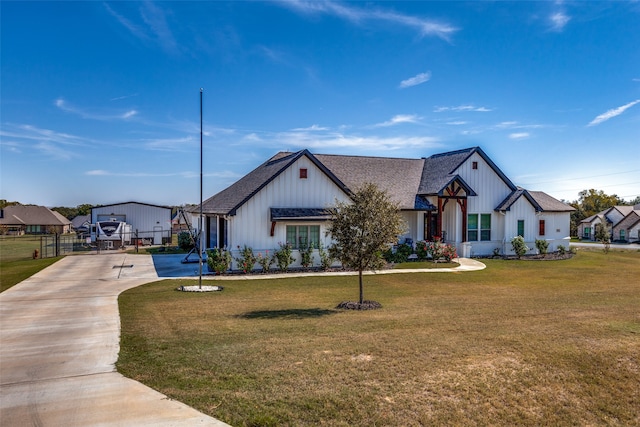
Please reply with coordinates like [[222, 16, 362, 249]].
[[402, 178, 476, 256]]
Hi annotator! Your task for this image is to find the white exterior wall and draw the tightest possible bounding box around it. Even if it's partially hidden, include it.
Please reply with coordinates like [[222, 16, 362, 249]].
[[503, 197, 537, 256], [455, 152, 513, 214], [454, 152, 514, 256], [400, 211, 416, 243], [534, 212, 572, 252], [227, 157, 351, 268], [91, 203, 172, 244]]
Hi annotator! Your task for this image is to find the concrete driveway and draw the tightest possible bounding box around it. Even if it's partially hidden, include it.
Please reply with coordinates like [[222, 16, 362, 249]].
[[0, 253, 230, 426]]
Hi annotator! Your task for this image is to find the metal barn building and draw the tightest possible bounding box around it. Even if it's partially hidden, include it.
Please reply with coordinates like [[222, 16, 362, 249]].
[[91, 202, 172, 245]]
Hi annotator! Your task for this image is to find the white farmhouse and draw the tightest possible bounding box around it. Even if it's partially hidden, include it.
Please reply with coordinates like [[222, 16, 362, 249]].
[[191, 147, 574, 266]]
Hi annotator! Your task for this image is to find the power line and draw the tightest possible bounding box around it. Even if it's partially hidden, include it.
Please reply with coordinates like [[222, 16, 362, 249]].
[[523, 169, 640, 186]]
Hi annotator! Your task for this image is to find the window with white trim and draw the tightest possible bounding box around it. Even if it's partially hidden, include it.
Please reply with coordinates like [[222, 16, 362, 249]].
[[286, 225, 320, 249], [467, 214, 491, 241]]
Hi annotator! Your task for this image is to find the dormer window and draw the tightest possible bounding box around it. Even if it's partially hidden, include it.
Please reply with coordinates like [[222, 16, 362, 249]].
[[300, 168, 308, 179]]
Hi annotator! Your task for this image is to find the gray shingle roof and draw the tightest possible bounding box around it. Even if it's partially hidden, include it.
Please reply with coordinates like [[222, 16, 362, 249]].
[[0, 205, 72, 226], [197, 147, 571, 216], [270, 208, 333, 221], [496, 188, 575, 212], [314, 153, 424, 209], [419, 147, 516, 195], [196, 151, 327, 215]]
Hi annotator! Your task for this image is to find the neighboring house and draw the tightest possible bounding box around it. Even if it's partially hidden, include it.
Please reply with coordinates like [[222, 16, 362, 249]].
[[0, 205, 72, 235], [172, 206, 193, 234], [91, 202, 173, 245], [71, 214, 91, 235], [578, 204, 640, 242], [190, 147, 574, 267]]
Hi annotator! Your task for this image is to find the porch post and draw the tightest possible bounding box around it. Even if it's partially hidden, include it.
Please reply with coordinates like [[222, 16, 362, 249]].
[[461, 198, 467, 242], [437, 197, 443, 238]]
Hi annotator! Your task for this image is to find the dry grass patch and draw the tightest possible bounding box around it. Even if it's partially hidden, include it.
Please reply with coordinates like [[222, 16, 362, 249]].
[[118, 250, 640, 426]]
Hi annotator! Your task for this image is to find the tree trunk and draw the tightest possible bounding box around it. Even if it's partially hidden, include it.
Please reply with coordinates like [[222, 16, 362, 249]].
[[358, 269, 364, 304]]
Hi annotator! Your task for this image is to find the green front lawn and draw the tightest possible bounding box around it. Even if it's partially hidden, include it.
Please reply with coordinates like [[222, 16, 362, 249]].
[[0, 257, 62, 292], [118, 250, 640, 426]]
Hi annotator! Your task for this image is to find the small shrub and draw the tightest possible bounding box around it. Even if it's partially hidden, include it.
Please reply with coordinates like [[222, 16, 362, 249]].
[[273, 242, 295, 272], [395, 243, 413, 262], [177, 231, 195, 251], [415, 241, 429, 260], [318, 245, 334, 270], [557, 245, 566, 255], [206, 247, 232, 274], [256, 251, 273, 273], [493, 247, 501, 257], [535, 239, 549, 255], [300, 244, 315, 269], [442, 244, 458, 262], [510, 236, 529, 259], [235, 245, 257, 273], [383, 243, 412, 263]]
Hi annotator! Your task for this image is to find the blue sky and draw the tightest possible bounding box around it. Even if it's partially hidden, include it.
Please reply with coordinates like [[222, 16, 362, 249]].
[[1, 1, 639, 207]]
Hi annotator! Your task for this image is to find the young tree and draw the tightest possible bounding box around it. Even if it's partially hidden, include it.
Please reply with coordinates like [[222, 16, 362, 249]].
[[594, 216, 611, 253], [327, 183, 407, 308]]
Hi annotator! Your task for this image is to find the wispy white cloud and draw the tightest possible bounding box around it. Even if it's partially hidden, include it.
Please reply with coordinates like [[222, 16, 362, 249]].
[[274, 130, 439, 152], [374, 114, 421, 127], [243, 133, 262, 142], [85, 169, 238, 179], [139, 1, 178, 54], [104, 3, 149, 41], [0, 124, 89, 160], [399, 72, 431, 89], [495, 121, 544, 130], [104, 1, 179, 54], [291, 124, 329, 131], [588, 100, 640, 126], [509, 132, 530, 140], [446, 121, 468, 126], [143, 136, 194, 152], [110, 93, 139, 102], [434, 105, 493, 113], [55, 98, 138, 121], [1, 124, 86, 146], [282, 1, 458, 40], [549, 11, 570, 32]]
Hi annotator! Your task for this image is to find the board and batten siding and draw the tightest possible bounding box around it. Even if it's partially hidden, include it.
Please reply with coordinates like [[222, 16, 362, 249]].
[[230, 156, 350, 252], [455, 152, 513, 213], [446, 152, 512, 254]]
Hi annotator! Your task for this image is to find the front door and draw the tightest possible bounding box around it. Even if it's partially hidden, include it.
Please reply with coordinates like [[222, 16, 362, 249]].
[[424, 212, 438, 241]]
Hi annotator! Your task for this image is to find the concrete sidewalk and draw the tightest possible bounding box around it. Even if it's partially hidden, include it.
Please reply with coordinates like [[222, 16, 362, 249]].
[[151, 253, 486, 280], [0, 253, 230, 426]]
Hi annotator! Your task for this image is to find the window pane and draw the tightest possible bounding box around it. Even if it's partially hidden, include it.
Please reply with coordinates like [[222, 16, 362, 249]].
[[286, 226, 296, 247], [517, 220, 524, 238], [539, 220, 545, 236], [468, 230, 478, 241], [481, 230, 491, 241], [480, 214, 491, 230], [310, 226, 320, 248], [298, 226, 308, 248], [468, 214, 478, 229]]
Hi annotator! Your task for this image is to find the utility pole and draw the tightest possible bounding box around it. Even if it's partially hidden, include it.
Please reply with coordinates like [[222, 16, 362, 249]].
[[199, 88, 204, 289]]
